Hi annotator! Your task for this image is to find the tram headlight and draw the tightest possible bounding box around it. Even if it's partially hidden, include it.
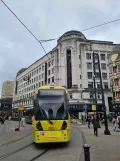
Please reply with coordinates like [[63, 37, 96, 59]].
[[61, 121, 67, 130], [36, 122, 43, 130]]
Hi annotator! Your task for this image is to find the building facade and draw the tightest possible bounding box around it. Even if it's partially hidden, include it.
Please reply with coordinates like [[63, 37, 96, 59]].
[[1, 80, 14, 99], [108, 44, 120, 112], [13, 30, 116, 113]]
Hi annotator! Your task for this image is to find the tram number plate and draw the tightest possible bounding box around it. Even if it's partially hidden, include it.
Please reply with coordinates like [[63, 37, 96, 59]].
[[48, 127, 55, 130]]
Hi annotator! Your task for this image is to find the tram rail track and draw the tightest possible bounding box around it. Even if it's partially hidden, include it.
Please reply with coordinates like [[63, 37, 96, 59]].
[[0, 133, 32, 147], [0, 142, 50, 161], [0, 124, 86, 161], [0, 143, 33, 160]]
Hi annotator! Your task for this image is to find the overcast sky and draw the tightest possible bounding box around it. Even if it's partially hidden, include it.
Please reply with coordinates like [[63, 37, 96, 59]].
[[0, 0, 120, 94]]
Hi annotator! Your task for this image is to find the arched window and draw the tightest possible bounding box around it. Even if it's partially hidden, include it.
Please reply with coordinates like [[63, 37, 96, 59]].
[[66, 49, 72, 89]]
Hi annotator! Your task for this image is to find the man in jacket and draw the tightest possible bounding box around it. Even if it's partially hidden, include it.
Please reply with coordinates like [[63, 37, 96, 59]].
[[92, 115, 99, 136]]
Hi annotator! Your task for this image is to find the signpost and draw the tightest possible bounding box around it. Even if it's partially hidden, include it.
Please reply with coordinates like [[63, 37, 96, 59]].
[[18, 106, 24, 129]]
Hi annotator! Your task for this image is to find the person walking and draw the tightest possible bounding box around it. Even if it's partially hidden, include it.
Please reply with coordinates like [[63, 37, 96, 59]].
[[8, 115, 11, 124], [87, 116, 91, 129], [92, 115, 99, 136], [21, 116, 25, 127]]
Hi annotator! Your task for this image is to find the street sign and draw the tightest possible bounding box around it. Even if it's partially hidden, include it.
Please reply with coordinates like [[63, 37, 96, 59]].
[[92, 105, 96, 111], [18, 106, 24, 111]]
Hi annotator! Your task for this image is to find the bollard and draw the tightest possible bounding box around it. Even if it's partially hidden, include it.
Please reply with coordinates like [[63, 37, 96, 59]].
[[83, 144, 90, 161]]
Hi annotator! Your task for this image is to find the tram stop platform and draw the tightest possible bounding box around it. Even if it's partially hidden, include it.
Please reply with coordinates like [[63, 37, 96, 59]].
[[0, 120, 32, 146], [77, 123, 120, 161]]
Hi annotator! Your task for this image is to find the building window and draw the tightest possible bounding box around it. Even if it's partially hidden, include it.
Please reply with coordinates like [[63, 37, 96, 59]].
[[101, 63, 106, 70], [42, 81, 44, 86], [80, 75, 81, 79], [88, 82, 93, 88], [48, 62, 50, 67], [86, 53, 91, 59], [52, 77, 54, 83], [79, 55, 81, 59], [87, 72, 92, 79], [97, 93, 101, 99], [52, 60, 54, 66], [39, 82, 40, 87], [104, 82, 108, 89], [48, 78, 50, 84], [118, 65, 120, 72], [39, 75, 41, 80], [80, 84, 82, 88], [87, 62, 92, 69], [34, 78, 35, 82], [81, 93, 82, 99], [95, 73, 100, 79], [95, 63, 99, 70], [48, 70, 50, 75], [79, 64, 81, 68], [97, 84, 101, 89], [42, 73, 44, 79], [37, 69, 38, 74], [66, 49, 72, 89], [102, 73, 107, 79], [52, 68, 54, 74], [39, 67, 41, 72], [100, 54, 105, 60], [34, 85, 35, 90], [42, 66, 44, 71], [69, 94, 72, 99], [94, 53, 98, 60], [36, 83, 38, 88], [36, 76, 38, 81]]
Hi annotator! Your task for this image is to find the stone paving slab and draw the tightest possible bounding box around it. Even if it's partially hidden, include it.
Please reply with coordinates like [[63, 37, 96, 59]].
[[0, 121, 32, 146], [76, 124, 120, 161]]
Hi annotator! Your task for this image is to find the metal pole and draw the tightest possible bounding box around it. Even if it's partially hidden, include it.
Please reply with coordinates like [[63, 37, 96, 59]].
[[93, 52, 98, 116], [97, 54, 111, 135], [19, 110, 20, 129], [111, 82, 116, 114], [83, 144, 91, 161]]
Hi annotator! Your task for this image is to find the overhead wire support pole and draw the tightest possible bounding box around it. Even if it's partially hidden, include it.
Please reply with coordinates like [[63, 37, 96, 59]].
[[96, 54, 111, 135], [92, 52, 98, 117]]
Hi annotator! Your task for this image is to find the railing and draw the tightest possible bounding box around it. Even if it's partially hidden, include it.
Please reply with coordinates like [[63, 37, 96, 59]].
[[70, 114, 83, 124]]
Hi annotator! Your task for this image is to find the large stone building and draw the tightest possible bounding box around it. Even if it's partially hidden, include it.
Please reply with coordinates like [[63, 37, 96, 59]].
[[13, 30, 116, 113], [1, 80, 14, 99], [108, 44, 120, 112]]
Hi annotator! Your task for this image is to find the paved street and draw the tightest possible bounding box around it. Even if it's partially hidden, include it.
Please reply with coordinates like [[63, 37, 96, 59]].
[[0, 121, 83, 161], [74, 123, 120, 161], [0, 121, 32, 146]]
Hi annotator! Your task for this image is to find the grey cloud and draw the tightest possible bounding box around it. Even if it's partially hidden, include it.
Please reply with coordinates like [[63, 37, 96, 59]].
[[0, 0, 120, 93]]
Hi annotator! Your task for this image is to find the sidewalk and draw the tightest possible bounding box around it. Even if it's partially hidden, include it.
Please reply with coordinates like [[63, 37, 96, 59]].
[[77, 124, 120, 161], [0, 121, 32, 146]]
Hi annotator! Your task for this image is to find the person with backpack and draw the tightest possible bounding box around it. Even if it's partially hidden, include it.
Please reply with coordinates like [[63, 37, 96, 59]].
[[92, 115, 99, 136]]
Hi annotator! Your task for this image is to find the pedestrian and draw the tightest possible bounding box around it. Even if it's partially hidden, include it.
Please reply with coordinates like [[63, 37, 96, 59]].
[[87, 116, 91, 129], [8, 115, 11, 124], [21, 116, 25, 127], [1, 115, 5, 124], [92, 115, 99, 136]]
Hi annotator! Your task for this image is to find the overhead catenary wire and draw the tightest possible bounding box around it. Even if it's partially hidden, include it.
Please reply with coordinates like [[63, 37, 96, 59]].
[[0, 0, 50, 60], [40, 18, 120, 42], [1, 0, 120, 44]]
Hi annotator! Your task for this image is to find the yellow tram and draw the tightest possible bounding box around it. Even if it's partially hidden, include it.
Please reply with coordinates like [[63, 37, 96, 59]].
[[32, 86, 70, 143]]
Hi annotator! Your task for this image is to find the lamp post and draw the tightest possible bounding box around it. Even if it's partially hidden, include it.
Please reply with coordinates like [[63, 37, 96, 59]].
[[93, 52, 98, 117], [96, 54, 111, 135], [111, 81, 116, 114]]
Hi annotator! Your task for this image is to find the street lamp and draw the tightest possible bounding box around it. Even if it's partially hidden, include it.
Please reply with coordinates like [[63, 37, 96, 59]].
[[96, 53, 111, 135], [93, 53, 98, 118], [111, 80, 116, 114]]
